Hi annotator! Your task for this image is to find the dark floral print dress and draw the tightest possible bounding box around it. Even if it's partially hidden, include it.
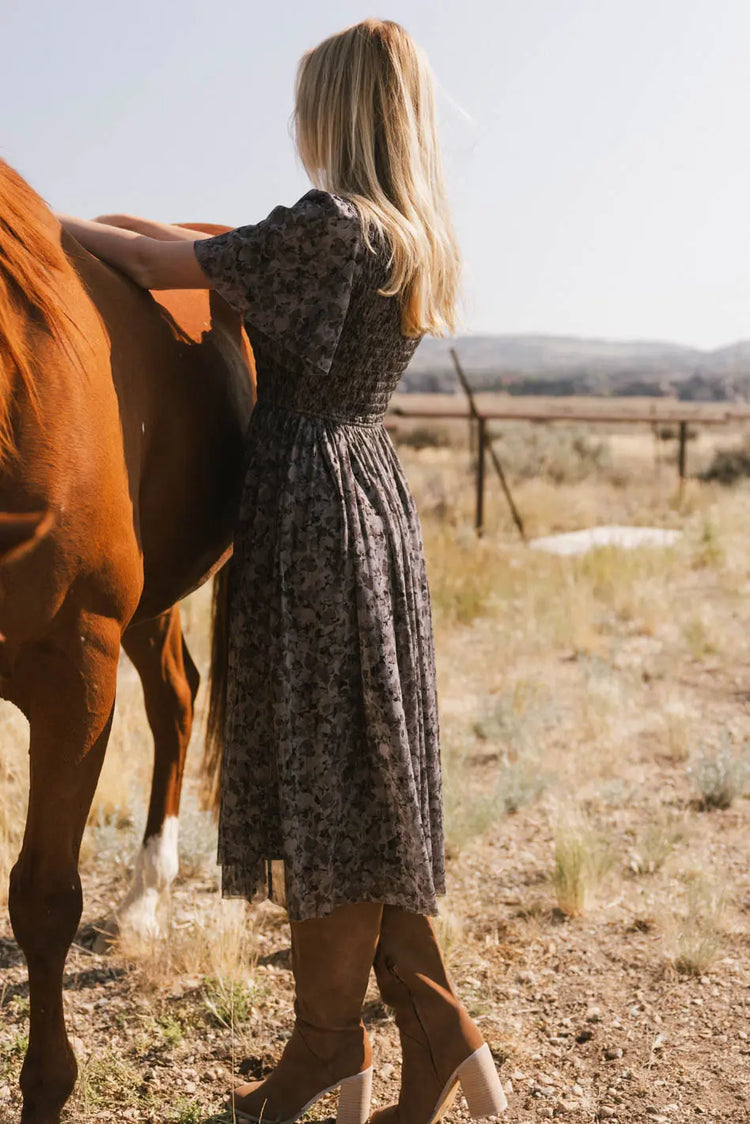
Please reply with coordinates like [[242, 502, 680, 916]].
[[194, 189, 445, 921]]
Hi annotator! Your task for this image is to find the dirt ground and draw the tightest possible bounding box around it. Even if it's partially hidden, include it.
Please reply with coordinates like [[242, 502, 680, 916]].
[[1, 419, 750, 1124]]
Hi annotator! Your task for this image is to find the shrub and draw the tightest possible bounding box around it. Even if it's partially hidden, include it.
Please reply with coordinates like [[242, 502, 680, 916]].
[[394, 424, 453, 450], [490, 423, 612, 484], [687, 739, 750, 809], [701, 440, 750, 483]]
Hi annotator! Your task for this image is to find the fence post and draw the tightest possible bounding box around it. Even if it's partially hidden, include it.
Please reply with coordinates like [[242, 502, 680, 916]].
[[476, 416, 486, 536], [678, 421, 688, 481]]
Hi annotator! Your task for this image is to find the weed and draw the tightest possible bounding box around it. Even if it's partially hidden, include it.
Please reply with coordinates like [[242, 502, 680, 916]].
[[157, 1012, 184, 1047], [661, 704, 692, 763], [74, 1049, 144, 1114], [203, 976, 253, 1028], [8, 995, 29, 1017], [1, 1033, 29, 1060], [629, 812, 687, 874], [552, 810, 615, 916], [691, 519, 724, 569], [168, 1098, 205, 1124], [682, 615, 718, 661], [473, 682, 552, 749], [670, 877, 726, 976], [444, 734, 549, 854]]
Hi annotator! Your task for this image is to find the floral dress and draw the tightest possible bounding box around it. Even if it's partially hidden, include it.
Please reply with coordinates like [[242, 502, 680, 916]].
[[194, 189, 445, 921]]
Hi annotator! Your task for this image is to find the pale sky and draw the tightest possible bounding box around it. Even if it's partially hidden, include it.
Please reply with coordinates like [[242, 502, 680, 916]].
[[2, 0, 749, 349]]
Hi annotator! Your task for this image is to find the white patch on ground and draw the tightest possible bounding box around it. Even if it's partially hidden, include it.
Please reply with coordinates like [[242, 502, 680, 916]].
[[530, 525, 681, 557], [110, 815, 180, 939]]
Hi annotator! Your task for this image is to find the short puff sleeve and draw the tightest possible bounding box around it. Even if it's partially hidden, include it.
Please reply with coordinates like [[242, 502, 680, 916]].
[[194, 189, 362, 377]]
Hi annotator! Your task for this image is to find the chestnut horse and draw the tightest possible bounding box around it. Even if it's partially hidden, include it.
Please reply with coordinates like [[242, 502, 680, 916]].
[[0, 160, 254, 1124]]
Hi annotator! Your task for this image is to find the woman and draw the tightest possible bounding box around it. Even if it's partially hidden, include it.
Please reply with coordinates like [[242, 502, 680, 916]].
[[59, 19, 507, 1124]]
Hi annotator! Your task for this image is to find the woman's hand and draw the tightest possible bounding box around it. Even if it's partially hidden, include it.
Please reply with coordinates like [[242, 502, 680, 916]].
[[56, 214, 212, 290]]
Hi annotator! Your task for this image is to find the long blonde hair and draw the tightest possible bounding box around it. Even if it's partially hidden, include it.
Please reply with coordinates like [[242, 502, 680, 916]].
[[294, 19, 461, 338]]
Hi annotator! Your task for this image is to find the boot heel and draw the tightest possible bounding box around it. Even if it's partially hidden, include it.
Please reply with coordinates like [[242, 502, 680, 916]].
[[336, 1066, 373, 1124], [458, 1043, 508, 1117]]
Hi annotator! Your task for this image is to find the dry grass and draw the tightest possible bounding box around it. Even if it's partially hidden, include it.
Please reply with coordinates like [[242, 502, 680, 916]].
[[117, 899, 259, 996], [2, 414, 750, 1120], [629, 811, 689, 875], [0, 709, 28, 910], [551, 807, 615, 917], [668, 875, 728, 976]]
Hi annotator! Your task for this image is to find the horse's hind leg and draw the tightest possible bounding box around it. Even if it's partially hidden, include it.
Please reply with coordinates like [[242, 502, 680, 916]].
[[8, 615, 120, 1124], [104, 605, 200, 943]]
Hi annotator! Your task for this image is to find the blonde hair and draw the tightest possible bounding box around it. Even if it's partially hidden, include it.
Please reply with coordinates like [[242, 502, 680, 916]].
[[294, 19, 461, 338]]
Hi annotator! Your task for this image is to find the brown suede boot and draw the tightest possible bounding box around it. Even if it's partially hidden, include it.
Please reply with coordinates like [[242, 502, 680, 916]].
[[371, 907, 507, 1122], [229, 901, 382, 1124]]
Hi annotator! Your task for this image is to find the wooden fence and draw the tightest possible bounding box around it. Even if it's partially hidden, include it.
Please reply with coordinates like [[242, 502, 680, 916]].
[[386, 350, 750, 537]]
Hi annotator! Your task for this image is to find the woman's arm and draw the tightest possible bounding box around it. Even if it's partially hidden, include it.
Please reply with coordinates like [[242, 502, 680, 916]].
[[56, 214, 212, 290], [92, 214, 207, 242]]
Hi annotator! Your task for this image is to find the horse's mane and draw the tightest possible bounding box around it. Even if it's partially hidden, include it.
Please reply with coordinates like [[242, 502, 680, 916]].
[[0, 160, 76, 461]]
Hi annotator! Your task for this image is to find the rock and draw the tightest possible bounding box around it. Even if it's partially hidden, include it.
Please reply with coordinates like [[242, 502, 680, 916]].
[[604, 1047, 623, 1060], [572, 1083, 584, 1096], [586, 1006, 604, 1023], [533, 1083, 555, 1098], [599, 1108, 617, 1120]]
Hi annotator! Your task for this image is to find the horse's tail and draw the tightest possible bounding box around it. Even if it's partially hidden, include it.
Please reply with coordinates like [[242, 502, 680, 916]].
[[203, 562, 230, 816]]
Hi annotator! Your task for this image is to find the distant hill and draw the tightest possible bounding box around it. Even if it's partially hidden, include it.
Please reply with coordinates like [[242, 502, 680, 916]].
[[402, 334, 750, 400]]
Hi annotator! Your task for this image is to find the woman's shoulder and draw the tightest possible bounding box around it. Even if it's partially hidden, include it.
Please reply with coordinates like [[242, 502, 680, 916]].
[[268, 190, 363, 265], [291, 188, 361, 228]]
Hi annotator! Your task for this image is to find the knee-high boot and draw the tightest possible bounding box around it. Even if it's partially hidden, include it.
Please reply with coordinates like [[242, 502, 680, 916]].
[[230, 901, 382, 1124], [372, 906, 507, 1122]]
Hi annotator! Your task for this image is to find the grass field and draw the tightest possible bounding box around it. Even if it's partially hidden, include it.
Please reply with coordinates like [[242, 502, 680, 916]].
[[1, 401, 750, 1123]]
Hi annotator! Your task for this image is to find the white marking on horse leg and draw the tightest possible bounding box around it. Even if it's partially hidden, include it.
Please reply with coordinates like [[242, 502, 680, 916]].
[[111, 816, 180, 940]]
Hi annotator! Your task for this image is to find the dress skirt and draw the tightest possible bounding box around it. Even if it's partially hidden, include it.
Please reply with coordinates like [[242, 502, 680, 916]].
[[217, 401, 446, 921]]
